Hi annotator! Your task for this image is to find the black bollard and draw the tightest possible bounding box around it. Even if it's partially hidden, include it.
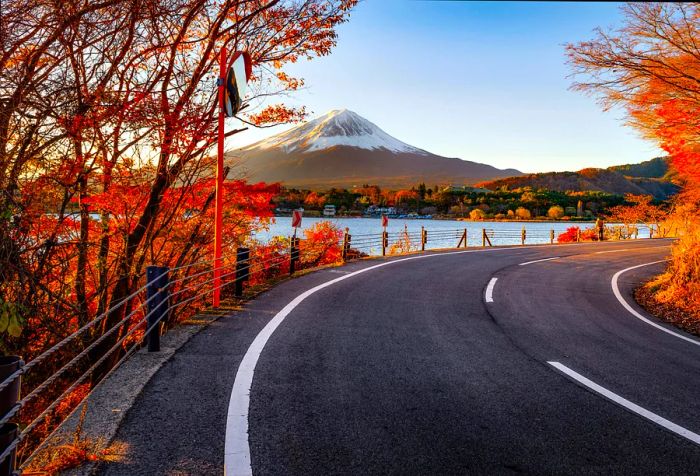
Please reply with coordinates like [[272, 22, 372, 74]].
[[0, 355, 21, 476], [235, 247, 250, 297], [146, 266, 169, 352], [0, 423, 17, 476]]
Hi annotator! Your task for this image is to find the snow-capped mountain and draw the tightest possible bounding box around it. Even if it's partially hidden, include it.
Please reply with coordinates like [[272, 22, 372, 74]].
[[229, 109, 521, 189], [247, 109, 428, 155]]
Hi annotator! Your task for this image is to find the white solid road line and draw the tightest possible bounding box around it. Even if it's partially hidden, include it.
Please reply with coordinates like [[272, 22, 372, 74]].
[[485, 277, 497, 303], [611, 261, 700, 347], [519, 256, 560, 266], [548, 362, 700, 446]]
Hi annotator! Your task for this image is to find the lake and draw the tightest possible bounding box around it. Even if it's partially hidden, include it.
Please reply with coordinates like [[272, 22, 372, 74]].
[[251, 217, 644, 255]]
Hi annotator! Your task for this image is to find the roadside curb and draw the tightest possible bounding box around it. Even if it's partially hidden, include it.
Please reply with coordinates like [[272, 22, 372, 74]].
[[38, 310, 231, 476], [44, 263, 344, 475]]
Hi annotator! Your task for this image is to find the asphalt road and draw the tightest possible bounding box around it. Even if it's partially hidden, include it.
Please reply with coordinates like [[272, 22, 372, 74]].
[[99, 238, 700, 475]]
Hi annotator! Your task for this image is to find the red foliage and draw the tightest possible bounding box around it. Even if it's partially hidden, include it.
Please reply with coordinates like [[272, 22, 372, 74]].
[[556, 226, 580, 243], [300, 221, 343, 266], [557, 226, 599, 243]]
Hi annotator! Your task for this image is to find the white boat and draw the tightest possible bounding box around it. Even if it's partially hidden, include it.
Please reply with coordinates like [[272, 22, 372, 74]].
[[323, 204, 336, 217]]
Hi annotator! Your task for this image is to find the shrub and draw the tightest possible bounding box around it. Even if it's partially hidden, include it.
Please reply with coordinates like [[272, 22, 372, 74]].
[[470, 209, 486, 220], [557, 226, 580, 243], [557, 226, 598, 242], [580, 228, 599, 241], [300, 221, 343, 266], [547, 205, 565, 219], [515, 207, 531, 219], [647, 225, 700, 318]]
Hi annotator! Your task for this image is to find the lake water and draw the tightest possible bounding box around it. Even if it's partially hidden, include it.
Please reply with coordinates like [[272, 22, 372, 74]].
[[252, 217, 643, 255]]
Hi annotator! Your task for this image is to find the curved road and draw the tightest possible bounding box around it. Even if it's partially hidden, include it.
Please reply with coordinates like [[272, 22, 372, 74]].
[[100, 239, 700, 475]]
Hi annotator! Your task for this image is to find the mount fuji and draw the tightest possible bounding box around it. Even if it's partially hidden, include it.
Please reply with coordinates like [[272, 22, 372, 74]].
[[228, 109, 521, 189]]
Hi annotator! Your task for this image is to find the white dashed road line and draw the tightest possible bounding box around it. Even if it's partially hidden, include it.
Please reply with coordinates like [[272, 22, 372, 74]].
[[548, 361, 700, 447], [519, 257, 560, 266], [485, 277, 497, 303]]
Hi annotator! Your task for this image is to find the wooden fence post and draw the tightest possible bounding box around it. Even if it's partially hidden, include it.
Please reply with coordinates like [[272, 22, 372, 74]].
[[457, 228, 467, 248], [289, 237, 299, 275], [550, 229, 554, 244], [521, 226, 526, 245], [382, 231, 388, 256], [342, 227, 350, 261], [421, 226, 426, 251]]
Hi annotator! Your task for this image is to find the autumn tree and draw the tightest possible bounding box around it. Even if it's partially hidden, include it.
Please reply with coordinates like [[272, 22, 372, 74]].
[[607, 194, 668, 235], [0, 0, 357, 463], [568, 2, 700, 313]]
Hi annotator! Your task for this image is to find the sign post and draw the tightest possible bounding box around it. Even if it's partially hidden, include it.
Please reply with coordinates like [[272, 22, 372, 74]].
[[292, 209, 302, 230], [213, 50, 252, 308], [213, 47, 226, 308]]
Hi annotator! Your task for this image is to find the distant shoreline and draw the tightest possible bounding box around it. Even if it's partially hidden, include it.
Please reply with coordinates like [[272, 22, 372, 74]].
[[272, 214, 598, 225]]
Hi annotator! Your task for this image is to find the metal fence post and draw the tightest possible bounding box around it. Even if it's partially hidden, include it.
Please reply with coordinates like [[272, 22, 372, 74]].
[[289, 237, 300, 275], [146, 266, 169, 352], [235, 247, 250, 297], [0, 356, 22, 476], [550, 229, 554, 244], [521, 226, 526, 245]]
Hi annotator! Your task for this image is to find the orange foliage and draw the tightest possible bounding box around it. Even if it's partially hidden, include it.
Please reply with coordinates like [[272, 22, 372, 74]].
[[304, 192, 327, 208], [568, 3, 700, 315], [607, 194, 668, 233], [0, 0, 358, 467]]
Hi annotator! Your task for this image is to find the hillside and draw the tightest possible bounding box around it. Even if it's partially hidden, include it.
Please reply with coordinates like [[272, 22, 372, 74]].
[[608, 157, 670, 178], [228, 109, 521, 189], [476, 165, 679, 199]]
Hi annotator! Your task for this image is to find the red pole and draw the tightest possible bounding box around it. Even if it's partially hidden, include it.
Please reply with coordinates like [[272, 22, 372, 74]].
[[213, 47, 225, 308]]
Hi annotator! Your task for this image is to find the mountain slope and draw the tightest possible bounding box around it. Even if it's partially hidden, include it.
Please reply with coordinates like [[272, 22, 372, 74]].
[[476, 166, 679, 199], [608, 157, 671, 179], [228, 109, 521, 189]]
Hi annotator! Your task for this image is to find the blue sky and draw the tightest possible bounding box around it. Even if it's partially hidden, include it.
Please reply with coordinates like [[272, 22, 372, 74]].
[[229, 1, 663, 173]]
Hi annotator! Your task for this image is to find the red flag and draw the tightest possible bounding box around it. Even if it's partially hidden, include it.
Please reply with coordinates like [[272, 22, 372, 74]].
[[292, 209, 302, 228], [381, 215, 388, 228]]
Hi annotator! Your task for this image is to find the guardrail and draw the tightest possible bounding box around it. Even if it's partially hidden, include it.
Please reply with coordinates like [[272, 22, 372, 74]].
[[0, 222, 658, 474], [340, 223, 655, 257]]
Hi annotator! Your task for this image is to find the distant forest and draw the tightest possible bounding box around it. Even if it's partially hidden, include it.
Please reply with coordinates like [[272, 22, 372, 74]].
[[273, 183, 636, 220]]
